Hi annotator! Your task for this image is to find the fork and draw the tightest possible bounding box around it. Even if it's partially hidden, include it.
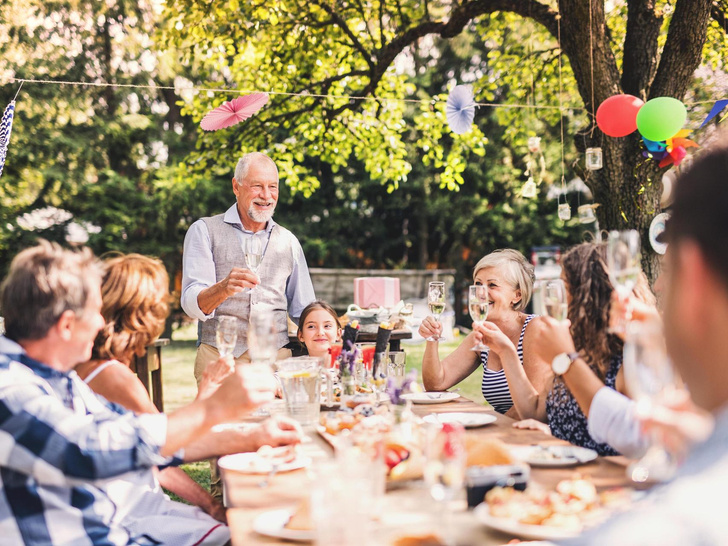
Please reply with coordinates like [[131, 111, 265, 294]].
[[257, 462, 280, 488]]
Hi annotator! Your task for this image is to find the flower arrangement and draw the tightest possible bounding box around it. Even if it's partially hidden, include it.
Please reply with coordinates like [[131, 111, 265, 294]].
[[385, 369, 419, 405], [337, 339, 361, 381]]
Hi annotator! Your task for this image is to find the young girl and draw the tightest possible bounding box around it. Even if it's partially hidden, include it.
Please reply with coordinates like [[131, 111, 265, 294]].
[[297, 300, 342, 360]]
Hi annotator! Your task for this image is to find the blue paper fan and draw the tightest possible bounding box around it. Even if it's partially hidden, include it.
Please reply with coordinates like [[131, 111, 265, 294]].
[[446, 85, 476, 134]]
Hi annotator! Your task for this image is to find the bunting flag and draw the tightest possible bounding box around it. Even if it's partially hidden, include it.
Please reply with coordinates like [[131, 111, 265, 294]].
[[698, 99, 728, 129], [0, 100, 16, 178]]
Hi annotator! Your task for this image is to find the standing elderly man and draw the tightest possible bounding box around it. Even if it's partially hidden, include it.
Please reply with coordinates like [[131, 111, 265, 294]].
[[557, 140, 728, 545], [182, 151, 315, 382], [0, 241, 297, 545]]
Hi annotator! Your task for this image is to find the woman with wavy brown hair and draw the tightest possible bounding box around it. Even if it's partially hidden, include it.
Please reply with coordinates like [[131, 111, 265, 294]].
[[475, 242, 656, 455], [76, 253, 228, 522]]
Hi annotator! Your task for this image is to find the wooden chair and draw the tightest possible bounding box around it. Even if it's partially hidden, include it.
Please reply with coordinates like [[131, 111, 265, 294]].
[[130, 338, 170, 412]]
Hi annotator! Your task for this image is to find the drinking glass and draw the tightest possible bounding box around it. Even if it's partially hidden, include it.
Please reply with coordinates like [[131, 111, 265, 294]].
[[468, 284, 489, 352], [543, 279, 568, 322], [426, 281, 446, 342], [243, 236, 263, 290], [424, 422, 466, 545], [277, 357, 321, 429], [247, 309, 277, 364], [215, 316, 238, 361], [607, 230, 641, 332], [387, 351, 406, 379], [623, 322, 680, 483], [372, 352, 389, 397]]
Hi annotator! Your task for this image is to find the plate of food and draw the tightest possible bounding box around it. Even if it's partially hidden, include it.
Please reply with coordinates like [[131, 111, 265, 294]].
[[400, 392, 459, 405], [218, 446, 310, 474], [253, 505, 314, 542], [509, 445, 598, 467], [473, 477, 630, 540], [423, 412, 497, 428]]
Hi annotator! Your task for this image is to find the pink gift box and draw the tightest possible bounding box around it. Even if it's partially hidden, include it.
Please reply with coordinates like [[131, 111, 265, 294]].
[[354, 277, 400, 309]]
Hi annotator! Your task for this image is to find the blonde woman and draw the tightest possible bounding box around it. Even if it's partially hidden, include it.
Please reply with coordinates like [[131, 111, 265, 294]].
[[420, 249, 551, 416]]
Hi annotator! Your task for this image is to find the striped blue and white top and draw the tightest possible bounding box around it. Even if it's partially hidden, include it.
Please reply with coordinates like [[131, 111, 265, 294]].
[[480, 314, 536, 414]]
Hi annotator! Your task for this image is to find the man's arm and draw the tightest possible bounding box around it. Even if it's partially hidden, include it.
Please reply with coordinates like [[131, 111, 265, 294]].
[[285, 238, 316, 323], [181, 220, 259, 317], [588, 386, 647, 458]]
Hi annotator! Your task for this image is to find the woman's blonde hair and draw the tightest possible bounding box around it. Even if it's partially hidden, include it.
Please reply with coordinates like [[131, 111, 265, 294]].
[[473, 249, 535, 312], [93, 253, 170, 364]]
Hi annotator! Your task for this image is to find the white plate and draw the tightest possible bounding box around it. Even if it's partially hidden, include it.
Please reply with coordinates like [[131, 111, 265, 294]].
[[400, 392, 460, 404], [509, 445, 598, 467], [474, 502, 579, 541], [252, 508, 314, 542], [423, 412, 497, 428], [218, 452, 311, 474]]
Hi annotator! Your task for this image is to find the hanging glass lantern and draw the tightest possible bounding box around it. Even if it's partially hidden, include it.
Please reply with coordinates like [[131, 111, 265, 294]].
[[521, 177, 538, 198], [585, 147, 603, 170], [558, 203, 571, 221], [578, 204, 598, 224]]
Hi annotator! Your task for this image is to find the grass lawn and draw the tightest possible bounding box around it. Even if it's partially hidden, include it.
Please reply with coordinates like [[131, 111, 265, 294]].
[[162, 323, 487, 498]]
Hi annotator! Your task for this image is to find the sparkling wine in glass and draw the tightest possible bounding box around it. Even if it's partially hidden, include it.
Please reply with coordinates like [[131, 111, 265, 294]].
[[623, 321, 680, 483], [469, 284, 489, 352], [426, 281, 446, 342], [216, 316, 238, 362], [543, 279, 568, 322], [424, 422, 466, 545], [243, 236, 263, 290], [607, 230, 641, 331]]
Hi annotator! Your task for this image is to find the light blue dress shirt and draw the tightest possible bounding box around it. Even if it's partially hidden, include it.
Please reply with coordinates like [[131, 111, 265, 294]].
[[181, 204, 315, 324]]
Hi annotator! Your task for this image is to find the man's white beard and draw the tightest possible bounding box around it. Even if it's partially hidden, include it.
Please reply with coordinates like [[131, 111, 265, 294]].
[[248, 205, 275, 223]]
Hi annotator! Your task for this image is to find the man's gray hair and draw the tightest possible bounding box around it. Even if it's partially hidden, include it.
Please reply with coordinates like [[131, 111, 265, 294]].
[[234, 152, 278, 184], [0, 240, 102, 341]]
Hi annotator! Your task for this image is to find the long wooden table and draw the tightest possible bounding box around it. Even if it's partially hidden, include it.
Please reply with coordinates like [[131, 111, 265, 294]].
[[222, 396, 639, 545]]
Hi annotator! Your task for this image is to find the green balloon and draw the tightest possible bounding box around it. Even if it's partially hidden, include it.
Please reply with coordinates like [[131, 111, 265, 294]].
[[636, 97, 687, 142]]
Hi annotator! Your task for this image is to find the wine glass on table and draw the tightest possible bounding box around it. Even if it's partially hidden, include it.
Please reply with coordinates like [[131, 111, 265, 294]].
[[216, 316, 238, 369], [243, 236, 263, 291], [426, 281, 446, 342], [543, 279, 568, 322], [424, 422, 466, 545], [469, 284, 490, 352], [607, 230, 641, 332], [623, 321, 680, 483]]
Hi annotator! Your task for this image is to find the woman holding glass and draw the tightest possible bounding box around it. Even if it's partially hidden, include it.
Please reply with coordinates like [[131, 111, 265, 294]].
[[477, 242, 655, 455], [420, 249, 551, 416]]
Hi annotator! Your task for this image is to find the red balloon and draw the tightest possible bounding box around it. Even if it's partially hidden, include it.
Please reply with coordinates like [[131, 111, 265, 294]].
[[596, 94, 645, 137]]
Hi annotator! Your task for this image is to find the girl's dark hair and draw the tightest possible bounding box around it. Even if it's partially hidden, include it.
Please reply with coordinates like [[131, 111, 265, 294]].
[[297, 300, 341, 353], [562, 242, 654, 379]]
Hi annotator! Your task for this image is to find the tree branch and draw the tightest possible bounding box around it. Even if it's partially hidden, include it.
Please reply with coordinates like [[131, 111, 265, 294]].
[[650, 0, 713, 98], [312, 0, 376, 71], [621, 0, 663, 98]]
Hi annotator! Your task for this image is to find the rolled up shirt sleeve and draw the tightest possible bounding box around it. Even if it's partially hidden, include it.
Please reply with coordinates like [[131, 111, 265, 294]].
[[588, 386, 648, 459], [181, 219, 216, 321], [0, 379, 176, 483], [286, 237, 316, 324]]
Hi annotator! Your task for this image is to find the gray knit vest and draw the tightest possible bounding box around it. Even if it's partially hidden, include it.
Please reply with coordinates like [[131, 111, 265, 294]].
[[199, 214, 296, 357]]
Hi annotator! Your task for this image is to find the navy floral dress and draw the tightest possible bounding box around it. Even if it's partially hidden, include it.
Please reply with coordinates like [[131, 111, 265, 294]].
[[546, 354, 622, 456]]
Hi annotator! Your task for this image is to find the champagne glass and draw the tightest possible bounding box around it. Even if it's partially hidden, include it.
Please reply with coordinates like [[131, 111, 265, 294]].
[[623, 321, 680, 483], [426, 281, 446, 342], [216, 316, 238, 364], [424, 422, 466, 545], [468, 284, 490, 352], [543, 279, 568, 322], [247, 309, 277, 365], [607, 230, 641, 332], [243, 236, 264, 290]]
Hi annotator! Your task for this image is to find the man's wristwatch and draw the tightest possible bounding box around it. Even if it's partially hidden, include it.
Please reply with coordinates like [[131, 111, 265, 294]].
[[552, 351, 580, 376]]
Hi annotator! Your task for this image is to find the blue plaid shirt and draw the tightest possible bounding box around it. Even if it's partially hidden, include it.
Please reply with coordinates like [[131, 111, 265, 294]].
[[0, 337, 176, 545]]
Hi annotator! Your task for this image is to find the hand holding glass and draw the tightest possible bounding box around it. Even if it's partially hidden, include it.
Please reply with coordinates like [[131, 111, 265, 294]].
[[469, 285, 490, 352], [426, 281, 446, 342]]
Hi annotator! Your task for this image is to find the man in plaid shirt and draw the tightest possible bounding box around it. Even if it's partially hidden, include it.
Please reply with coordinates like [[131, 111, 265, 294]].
[[0, 241, 295, 545]]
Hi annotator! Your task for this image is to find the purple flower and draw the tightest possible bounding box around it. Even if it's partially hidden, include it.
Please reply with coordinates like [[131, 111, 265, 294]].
[[385, 370, 419, 405], [337, 341, 360, 380]]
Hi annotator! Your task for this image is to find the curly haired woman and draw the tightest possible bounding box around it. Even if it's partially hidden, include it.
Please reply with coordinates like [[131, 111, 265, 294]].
[[474, 242, 656, 455]]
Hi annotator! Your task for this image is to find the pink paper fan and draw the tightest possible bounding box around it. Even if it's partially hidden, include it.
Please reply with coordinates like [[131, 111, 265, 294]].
[[200, 92, 269, 131]]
